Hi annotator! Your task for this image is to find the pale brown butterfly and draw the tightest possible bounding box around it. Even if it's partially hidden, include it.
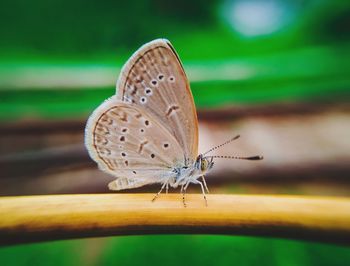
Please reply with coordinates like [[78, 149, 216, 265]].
[[85, 39, 262, 206]]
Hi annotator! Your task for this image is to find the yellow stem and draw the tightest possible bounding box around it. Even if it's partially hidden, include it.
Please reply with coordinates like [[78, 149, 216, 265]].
[[0, 194, 350, 245]]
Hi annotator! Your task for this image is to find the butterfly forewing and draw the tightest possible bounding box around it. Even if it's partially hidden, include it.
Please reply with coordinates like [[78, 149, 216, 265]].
[[85, 96, 184, 181], [116, 39, 198, 165]]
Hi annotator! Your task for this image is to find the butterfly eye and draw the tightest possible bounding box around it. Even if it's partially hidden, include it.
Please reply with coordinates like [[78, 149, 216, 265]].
[[158, 74, 164, 80], [168, 76, 175, 83], [201, 160, 208, 171]]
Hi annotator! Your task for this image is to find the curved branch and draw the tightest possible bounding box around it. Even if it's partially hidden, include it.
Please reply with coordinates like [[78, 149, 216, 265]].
[[1, 194, 350, 245]]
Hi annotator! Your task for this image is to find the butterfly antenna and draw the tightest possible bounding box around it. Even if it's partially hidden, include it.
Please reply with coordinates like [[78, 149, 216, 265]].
[[207, 155, 263, 160], [203, 135, 240, 156]]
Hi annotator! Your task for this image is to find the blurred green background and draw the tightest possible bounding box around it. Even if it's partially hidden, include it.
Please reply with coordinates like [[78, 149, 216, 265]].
[[1, 0, 350, 265], [1, 0, 349, 120]]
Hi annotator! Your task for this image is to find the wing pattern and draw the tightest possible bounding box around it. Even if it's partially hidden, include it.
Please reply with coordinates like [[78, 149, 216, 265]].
[[116, 39, 198, 165], [85, 97, 183, 183]]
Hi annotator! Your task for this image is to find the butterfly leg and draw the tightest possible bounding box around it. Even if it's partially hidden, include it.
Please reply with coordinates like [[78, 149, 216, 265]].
[[152, 182, 167, 202], [181, 184, 187, 207], [201, 175, 210, 193], [191, 179, 208, 206], [181, 180, 194, 207], [166, 182, 169, 194]]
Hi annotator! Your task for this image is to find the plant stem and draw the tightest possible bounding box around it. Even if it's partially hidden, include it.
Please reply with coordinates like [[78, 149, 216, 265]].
[[1, 194, 350, 245]]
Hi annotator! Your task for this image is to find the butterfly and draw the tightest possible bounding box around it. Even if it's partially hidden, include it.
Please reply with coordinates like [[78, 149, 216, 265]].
[[85, 39, 263, 206]]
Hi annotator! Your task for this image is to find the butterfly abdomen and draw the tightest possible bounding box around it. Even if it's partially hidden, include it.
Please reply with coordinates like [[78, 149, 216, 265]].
[[108, 177, 146, 191]]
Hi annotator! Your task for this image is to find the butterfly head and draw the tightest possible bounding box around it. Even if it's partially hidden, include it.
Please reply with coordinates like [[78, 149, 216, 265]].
[[195, 154, 214, 174]]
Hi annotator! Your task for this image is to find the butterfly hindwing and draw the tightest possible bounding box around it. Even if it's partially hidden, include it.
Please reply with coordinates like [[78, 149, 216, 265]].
[[116, 39, 198, 165], [85, 96, 184, 181]]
